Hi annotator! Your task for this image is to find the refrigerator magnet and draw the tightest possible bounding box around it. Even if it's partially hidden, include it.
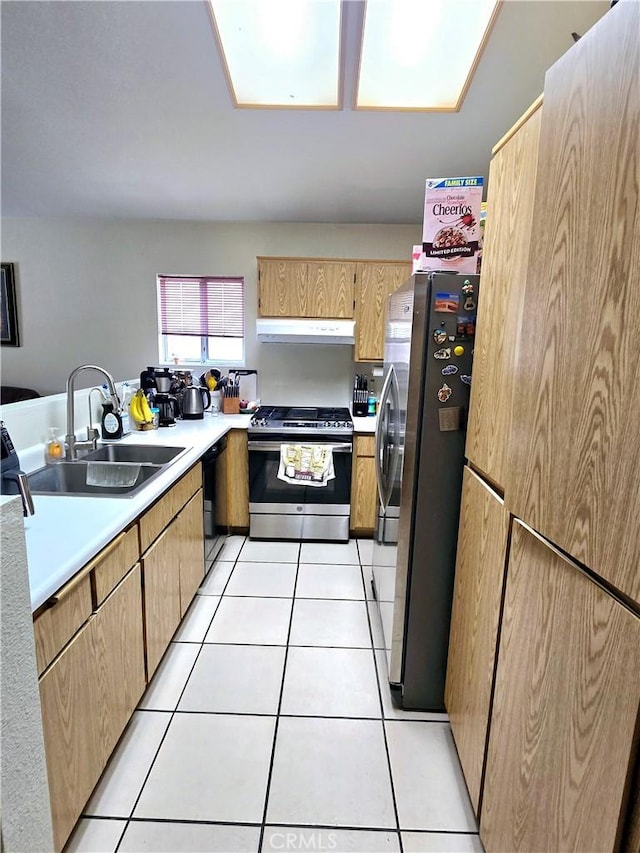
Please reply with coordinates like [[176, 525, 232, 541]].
[[434, 347, 451, 360], [442, 364, 458, 375], [438, 383, 453, 402], [433, 329, 448, 344], [460, 375, 472, 385]]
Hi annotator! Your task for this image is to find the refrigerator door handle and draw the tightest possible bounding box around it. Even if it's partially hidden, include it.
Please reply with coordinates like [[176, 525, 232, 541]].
[[375, 365, 395, 514]]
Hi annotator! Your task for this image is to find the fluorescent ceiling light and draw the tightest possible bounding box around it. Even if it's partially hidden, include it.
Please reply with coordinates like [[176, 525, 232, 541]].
[[209, 0, 342, 108], [357, 0, 500, 110]]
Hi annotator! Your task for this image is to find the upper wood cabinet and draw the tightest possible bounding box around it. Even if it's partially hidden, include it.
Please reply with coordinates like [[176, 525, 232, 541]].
[[445, 466, 509, 816], [505, 1, 640, 603], [465, 99, 542, 490], [257, 257, 355, 318], [354, 261, 411, 362], [481, 520, 640, 853]]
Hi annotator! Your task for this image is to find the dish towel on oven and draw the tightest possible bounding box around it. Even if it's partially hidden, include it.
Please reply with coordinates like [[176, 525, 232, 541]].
[[278, 444, 335, 487]]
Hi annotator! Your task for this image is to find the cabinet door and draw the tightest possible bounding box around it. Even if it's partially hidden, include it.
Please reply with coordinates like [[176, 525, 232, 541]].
[[350, 436, 377, 534], [178, 489, 205, 616], [40, 566, 145, 852], [305, 261, 355, 318], [224, 429, 250, 530], [505, 1, 640, 602], [258, 259, 308, 317], [445, 467, 509, 815], [355, 262, 411, 362], [143, 525, 182, 677], [466, 101, 542, 490], [481, 521, 640, 853]]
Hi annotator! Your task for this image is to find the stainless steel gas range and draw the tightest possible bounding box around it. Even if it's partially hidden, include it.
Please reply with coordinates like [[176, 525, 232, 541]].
[[248, 406, 353, 541]]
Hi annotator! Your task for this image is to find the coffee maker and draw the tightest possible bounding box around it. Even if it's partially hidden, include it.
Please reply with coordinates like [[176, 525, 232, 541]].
[[152, 368, 179, 427]]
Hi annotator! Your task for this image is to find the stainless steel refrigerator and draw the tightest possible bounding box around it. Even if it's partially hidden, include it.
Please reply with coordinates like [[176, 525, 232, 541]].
[[371, 272, 479, 710]]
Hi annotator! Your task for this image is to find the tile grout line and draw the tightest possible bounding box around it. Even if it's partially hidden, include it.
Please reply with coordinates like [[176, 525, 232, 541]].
[[359, 552, 404, 853], [257, 540, 301, 853], [110, 538, 248, 852]]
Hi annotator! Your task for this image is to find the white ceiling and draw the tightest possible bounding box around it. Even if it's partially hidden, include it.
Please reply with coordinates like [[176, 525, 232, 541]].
[[1, 0, 608, 225]]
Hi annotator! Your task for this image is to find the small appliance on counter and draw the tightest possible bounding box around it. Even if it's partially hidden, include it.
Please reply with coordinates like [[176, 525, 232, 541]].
[[0, 421, 35, 516], [179, 385, 211, 420]]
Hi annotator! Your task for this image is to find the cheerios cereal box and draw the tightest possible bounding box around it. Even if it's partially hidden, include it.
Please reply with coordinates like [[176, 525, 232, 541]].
[[422, 177, 483, 274]]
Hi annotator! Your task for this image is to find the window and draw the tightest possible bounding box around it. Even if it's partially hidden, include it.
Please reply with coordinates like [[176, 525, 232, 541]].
[[157, 274, 245, 365]]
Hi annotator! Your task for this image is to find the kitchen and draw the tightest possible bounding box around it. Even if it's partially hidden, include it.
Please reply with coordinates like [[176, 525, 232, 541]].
[[1, 1, 640, 852]]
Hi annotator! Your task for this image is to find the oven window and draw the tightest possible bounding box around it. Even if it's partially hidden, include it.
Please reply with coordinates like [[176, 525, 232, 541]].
[[249, 447, 352, 506]]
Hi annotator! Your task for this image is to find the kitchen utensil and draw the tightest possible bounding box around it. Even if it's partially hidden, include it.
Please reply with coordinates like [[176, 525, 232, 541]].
[[86, 462, 141, 487], [179, 385, 211, 420]]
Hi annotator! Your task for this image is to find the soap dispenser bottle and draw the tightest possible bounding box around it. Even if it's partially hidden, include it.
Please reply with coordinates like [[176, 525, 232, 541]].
[[101, 400, 124, 440]]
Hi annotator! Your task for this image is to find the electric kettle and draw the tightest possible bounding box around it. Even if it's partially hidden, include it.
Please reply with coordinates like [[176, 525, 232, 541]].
[[179, 386, 211, 420]]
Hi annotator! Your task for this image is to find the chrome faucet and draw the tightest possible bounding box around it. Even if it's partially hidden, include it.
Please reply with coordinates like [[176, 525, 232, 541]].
[[65, 365, 120, 460]]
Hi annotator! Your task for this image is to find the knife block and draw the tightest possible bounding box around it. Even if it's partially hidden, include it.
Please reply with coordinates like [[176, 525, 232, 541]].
[[353, 401, 368, 417], [222, 396, 240, 415]]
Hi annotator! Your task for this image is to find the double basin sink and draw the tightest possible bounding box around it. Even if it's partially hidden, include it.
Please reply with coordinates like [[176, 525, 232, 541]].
[[27, 444, 187, 498]]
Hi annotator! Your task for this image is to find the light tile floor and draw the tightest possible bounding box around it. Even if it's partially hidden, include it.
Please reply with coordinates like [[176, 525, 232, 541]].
[[67, 536, 482, 853]]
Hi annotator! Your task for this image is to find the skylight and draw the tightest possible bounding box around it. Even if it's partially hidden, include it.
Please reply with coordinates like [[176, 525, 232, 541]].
[[356, 0, 500, 110], [208, 0, 342, 108]]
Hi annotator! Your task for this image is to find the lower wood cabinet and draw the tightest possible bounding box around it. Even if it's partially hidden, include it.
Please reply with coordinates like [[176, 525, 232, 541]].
[[481, 520, 640, 853], [445, 466, 509, 815], [142, 522, 182, 678], [178, 488, 205, 616], [350, 434, 377, 535], [216, 429, 249, 531], [39, 565, 145, 852]]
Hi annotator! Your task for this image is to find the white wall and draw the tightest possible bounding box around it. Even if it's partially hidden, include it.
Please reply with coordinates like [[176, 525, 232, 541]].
[[0, 496, 54, 853], [1, 219, 420, 404]]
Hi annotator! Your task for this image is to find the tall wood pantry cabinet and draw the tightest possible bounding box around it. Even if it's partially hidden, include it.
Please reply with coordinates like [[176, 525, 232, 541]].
[[446, 2, 640, 850]]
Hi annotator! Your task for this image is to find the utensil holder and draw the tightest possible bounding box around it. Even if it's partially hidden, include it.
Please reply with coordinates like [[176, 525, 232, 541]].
[[222, 397, 240, 415]]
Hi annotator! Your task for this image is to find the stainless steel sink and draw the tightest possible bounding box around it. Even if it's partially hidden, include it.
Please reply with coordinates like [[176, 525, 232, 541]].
[[83, 445, 186, 465], [27, 461, 165, 497]]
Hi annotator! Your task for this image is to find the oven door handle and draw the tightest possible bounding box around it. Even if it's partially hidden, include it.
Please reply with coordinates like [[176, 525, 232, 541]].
[[247, 441, 352, 453]]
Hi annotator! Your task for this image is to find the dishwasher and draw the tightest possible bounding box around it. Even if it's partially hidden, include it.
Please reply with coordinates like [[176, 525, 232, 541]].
[[202, 436, 227, 565]]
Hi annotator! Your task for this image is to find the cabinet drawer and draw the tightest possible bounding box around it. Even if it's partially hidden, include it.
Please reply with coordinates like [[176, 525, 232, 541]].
[[140, 464, 202, 554], [34, 574, 92, 676], [356, 435, 375, 457], [92, 525, 140, 606]]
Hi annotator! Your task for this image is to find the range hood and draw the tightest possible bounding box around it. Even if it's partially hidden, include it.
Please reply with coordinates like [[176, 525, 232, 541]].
[[256, 318, 356, 344]]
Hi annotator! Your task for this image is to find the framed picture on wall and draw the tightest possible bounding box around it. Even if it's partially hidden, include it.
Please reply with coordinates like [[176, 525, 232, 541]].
[[1, 263, 20, 347]]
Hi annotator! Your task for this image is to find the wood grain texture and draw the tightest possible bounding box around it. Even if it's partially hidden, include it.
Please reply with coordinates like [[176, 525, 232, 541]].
[[258, 259, 308, 317], [355, 434, 375, 456], [350, 454, 377, 533], [139, 464, 202, 554], [33, 576, 92, 676], [305, 261, 355, 318], [142, 524, 182, 678], [466, 102, 542, 490], [224, 429, 249, 530], [178, 489, 205, 616], [481, 520, 640, 853], [624, 760, 640, 853], [92, 524, 139, 605], [355, 262, 411, 362], [40, 566, 145, 852], [444, 467, 509, 815], [505, 1, 640, 602]]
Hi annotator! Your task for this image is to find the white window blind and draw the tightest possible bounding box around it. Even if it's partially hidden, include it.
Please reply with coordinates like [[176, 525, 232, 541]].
[[157, 275, 244, 338]]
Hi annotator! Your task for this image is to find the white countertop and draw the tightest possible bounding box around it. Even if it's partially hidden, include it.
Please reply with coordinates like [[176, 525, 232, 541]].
[[24, 414, 251, 612], [24, 411, 375, 611]]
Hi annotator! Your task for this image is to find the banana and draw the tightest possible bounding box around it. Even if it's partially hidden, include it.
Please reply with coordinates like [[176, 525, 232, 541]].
[[138, 391, 154, 423], [128, 393, 145, 425]]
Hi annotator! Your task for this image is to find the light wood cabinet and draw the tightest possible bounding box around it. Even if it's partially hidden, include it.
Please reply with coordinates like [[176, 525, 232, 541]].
[[445, 467, 509, 815], [178, 489, 205, 616], [257, 257, 355, 318], [354, 261, 411, 362], [216, 429, 249, 531], [349, 434, 377, 535], [34, 574, 92, 676], [142, 523, 182, 678], [505, 0, 640, 603], [465, 99, 542, 490], [481, 521, 640, 853], [39, 565, 145, 852]]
